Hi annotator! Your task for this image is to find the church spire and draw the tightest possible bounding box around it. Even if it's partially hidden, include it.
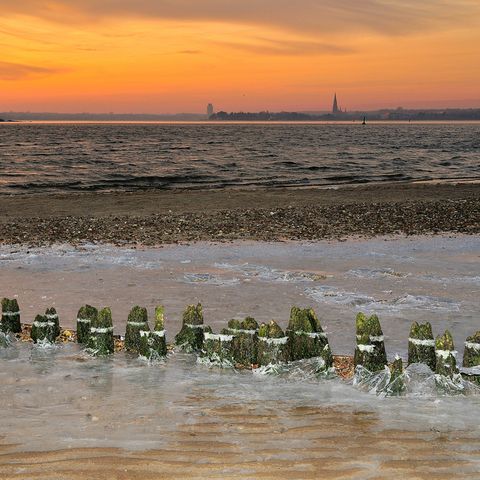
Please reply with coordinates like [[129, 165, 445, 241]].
[[332, 93, 340, 114]]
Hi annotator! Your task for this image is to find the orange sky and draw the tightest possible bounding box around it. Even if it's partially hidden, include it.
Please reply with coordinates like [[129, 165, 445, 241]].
[[1, 1, 479, 113]]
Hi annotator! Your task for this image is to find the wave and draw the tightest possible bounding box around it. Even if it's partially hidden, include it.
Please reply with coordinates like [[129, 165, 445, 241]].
[[305, 286, 460, 312]]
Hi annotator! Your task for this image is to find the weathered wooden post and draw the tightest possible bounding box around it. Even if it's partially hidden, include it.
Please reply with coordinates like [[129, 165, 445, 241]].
[[226, 317, 259, 367], [201, 326, 235, 366], [287, 306, 333, 368], [408, 321, 436, 371], [175, 303, 205, 352], [125, 306, 149, 353], [45, 307, 60, 339], [257, 320, 290, 365], [77, 305, 98, 344], [461, 331, 480, 385], [31, 314, 57, 344], [87, 307, 114, 356], [139, 306, 168, 360], [435, 330, 458, 378], [354, 312, 388, 372], [1, 298, 21, 334], [387, 355, 406, 395]]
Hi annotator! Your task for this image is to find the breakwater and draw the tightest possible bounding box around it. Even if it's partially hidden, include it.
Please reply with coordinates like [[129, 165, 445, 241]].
[[2, 298, 479, 395]]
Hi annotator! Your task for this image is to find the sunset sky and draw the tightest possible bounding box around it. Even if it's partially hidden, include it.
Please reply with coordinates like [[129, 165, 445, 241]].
[[1, 1, 479, 113]]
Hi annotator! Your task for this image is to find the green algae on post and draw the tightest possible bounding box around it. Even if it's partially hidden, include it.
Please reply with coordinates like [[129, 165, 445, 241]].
[[387, 356, 406, 396], [175, 303, 205, 352], [287, 307, 333, 369], [87, 307, 114, 356], [408, 321, 436, 371], [257, 320, 290, 366], [461, 331, 480, 386], [463, 331, 480, 368], [139, 305, 167, 360], [200, 326, 235, 367], [76, 305, 98, 344], [45, 307, 60, 339], [354, 313, 387, 372], [125, 306, 149, 353], [1, 298, 21, 334], [226, 317, 259, 367], [435, 330, 458, 378], [31, 314, 57, 344]]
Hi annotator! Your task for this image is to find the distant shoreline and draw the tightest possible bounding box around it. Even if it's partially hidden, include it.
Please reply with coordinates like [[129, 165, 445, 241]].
[[2, 106, 480, 122], [0, 182, 478, 246], [2, 119, 480, 124]]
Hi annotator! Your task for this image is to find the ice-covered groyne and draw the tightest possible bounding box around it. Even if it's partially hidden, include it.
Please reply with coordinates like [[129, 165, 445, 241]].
[[1, 297, 479, 394]]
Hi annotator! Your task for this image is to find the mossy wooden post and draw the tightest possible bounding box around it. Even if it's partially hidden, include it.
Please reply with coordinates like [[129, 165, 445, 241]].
[[45, 307, 60, 339], [408, 321, 436, 371], [227, 317, 259, 367], [287, 307, 333, 368], [354, 312, 387, 372], [139, 306, 167, 359], [435, 330, 458, 378], [461, 331, 480, 385], [257, 320, 290, 365], [77, 305, 98, 344], [31, 314, 56, 344], [463, 331, 480, 368], [87, 307, 114, 356], [125, 306, 149, 353], [1, 298, 21, 334], [387, 356, 406, 395], [175, 303, 204, 352], [201, 326, 235, 366]]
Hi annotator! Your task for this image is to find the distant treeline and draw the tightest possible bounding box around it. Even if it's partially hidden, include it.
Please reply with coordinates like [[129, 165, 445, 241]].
[[1, 109, 480, 122], [210, 109, 480, 121]]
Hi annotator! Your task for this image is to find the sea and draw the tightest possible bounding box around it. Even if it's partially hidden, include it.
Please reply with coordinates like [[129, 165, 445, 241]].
[[0, 121, 479, 193]]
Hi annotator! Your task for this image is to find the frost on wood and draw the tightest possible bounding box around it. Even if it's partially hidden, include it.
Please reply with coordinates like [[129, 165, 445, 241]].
[[287, 306, 332, 369], [408, 321, 436, 371], [175, 303, 204, 352], [1, 298, 21, 334], [87, 307, 114, 356], [354, 313, 387, 372]]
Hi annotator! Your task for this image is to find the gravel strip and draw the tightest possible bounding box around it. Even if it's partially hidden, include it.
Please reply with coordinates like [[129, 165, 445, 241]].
[[0, 198, 478, 246]]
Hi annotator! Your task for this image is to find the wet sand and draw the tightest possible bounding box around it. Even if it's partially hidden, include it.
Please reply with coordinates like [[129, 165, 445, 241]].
[[1, 406, 479, 479], [0, 182, 479, 245]]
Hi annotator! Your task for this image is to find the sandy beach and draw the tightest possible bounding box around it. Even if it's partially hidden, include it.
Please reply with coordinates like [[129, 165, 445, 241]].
[[0, 182, 478, 246], [1, 184, 479, 479]]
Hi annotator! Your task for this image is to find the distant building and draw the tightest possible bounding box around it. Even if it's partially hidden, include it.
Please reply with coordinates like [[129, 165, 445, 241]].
[[332, 93, 340, 114], [207, 103, 214, 118]]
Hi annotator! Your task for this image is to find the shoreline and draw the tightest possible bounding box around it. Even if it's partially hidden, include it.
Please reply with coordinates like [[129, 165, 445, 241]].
[[0, 183, 478, 246], [0, 183, 480, 246]]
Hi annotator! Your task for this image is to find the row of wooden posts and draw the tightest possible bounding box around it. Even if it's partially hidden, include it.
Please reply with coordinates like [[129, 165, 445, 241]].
[[1, 298, 479, 385]]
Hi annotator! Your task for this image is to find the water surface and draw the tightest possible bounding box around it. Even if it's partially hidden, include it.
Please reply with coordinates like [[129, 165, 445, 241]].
[[1, 122, 479, 193]]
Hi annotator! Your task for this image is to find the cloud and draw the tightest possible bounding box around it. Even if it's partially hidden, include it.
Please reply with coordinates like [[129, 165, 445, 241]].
[[0, 61, 64, 80], [217, 38, 355, 56], [0, 0, 478, 37]]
